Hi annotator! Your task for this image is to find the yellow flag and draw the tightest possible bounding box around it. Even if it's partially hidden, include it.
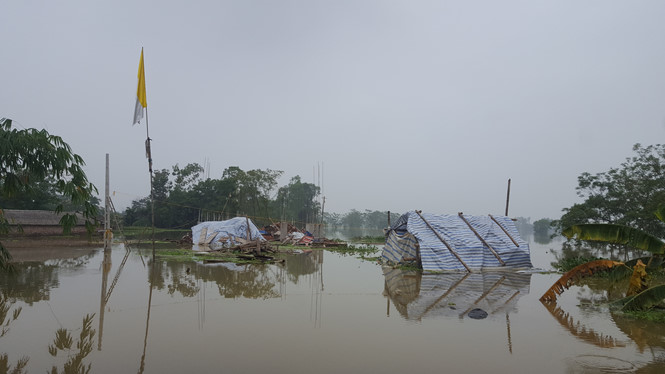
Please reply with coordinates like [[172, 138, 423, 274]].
[[133, 48, 147, 125]]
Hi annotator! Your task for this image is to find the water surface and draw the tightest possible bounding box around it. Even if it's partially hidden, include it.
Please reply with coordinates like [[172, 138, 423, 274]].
[[1, 239, 664, 373]]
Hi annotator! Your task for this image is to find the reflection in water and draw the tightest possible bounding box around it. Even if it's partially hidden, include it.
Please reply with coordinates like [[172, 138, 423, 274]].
[[0, 253, 95, 373], [139, 258, 157, 374], [383, 269, 531, 321], [383, 269, 531, 354], [541, 301, 626, 348], [192, 251, 325, 326], [48, 314, 96, 374], [613, 313, 665, 359], [0, 262, 62, 305], [97, 249, 111, 351]]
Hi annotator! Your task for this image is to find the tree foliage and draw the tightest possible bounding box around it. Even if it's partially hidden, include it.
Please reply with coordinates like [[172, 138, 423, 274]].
[[0, 118, 98, 271], [273, 176, 320, 223], [123, 165, 288, 228], [555, 144, 665, 238]]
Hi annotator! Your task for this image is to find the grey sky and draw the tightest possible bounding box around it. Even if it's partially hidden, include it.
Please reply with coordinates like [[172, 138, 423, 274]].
[[2, 1, 664, 220]]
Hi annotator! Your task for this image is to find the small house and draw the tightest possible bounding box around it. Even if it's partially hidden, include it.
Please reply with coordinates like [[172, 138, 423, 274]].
[[1, 209, 88, 236]]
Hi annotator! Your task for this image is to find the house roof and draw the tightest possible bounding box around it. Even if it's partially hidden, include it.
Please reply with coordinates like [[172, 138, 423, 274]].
[[1, 209, 86, 226]]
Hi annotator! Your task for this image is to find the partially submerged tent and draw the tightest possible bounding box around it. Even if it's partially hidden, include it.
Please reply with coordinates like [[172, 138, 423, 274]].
[[191, 217, 265, 249], [382, 211, 532, 272]]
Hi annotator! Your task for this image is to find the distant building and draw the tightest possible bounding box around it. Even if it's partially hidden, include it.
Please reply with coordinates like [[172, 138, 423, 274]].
[[1, 209, 89, 236]]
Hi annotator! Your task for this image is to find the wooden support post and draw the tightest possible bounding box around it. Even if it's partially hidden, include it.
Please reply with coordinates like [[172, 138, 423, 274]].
[[104, 154, 112, 250], [489, 214, 520, 247], [505, 178, 511, 216], [458, 213, 505, 266], [245, 216, 252, 241], [414, 210, 471, 272]]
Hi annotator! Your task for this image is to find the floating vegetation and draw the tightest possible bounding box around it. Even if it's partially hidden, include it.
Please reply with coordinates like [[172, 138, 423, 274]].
[[326, 244, 378, 256], [155, 248, 286, 265], [351, 236, 385, 244]]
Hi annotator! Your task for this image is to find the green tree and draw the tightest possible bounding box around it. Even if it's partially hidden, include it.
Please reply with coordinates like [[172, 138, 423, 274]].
[[363, 210, 392, 230], [122, 165, 283, 229], [533, 218, 552, 234], [555, 144, 665, 238], [273, 176, 320, 224], [1, 118, 98, 271], [342, 209, 364, 229]]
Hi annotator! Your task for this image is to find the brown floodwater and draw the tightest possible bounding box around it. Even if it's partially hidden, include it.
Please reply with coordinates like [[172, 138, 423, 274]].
[[1, 238, 664, 373]]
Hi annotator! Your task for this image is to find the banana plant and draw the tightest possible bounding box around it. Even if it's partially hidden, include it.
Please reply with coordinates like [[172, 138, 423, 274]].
[[542, 205, 665, 311]]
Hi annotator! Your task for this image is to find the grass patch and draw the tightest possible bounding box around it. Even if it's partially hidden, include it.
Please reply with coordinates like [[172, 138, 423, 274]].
[[326, 244, 381, 262], [327, 244, 378, 255], [620, 309, 665, 322], [120, 226, 190, 241], [351, 236, 385, 244]]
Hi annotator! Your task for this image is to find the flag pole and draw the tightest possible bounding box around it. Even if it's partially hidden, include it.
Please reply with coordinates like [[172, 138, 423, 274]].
[[145, 107, 155, 260], [136, 47, 155, 261]]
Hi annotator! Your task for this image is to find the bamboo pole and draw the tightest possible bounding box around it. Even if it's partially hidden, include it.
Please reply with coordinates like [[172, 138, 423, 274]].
[[458, 212, 505, 266], [104, 154, 111, 250], [414, 210, 471, 272], [505, 178, 511, 216], [489, 214, 520, 247], [145, 105, 155, 260]]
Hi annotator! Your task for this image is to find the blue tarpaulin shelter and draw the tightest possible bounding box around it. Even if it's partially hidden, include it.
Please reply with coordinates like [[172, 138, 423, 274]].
[[382, 211, 532, 272]]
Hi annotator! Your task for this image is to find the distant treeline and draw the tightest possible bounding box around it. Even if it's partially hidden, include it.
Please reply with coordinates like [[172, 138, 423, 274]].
[[323, 210, 402, 231], [120, 163, 401, 231], [122, 164, 320, 229]]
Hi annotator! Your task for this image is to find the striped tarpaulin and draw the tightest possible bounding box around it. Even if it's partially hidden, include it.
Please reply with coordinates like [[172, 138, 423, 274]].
[[382, 211, 532, 272], [383, 267, 532, 320]]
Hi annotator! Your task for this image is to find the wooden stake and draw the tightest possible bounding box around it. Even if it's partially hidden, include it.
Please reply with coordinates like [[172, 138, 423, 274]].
[[505, 178, 511, 216], [489, 214, 520, 247], [458, 212, 505, 266], [415, 210, 471, 272]]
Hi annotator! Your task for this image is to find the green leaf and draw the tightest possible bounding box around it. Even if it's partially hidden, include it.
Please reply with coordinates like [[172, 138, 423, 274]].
[[655, 205, 665, 223], [621, 284, 665, 311], [562, 223, 665, 254]]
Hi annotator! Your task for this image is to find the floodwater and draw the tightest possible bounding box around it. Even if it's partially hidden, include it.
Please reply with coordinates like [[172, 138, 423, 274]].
[[1, 238, 665, 373]]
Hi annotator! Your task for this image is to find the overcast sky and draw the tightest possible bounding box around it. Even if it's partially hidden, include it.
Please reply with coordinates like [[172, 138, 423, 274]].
[[2, 1, 665, 220]]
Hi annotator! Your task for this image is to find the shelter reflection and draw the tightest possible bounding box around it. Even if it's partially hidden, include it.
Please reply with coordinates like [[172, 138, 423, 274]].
[[383, 268, 531, 321]]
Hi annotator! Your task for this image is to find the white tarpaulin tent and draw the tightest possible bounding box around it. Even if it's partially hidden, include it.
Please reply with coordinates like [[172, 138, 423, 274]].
[[191, 217, 265, 249]]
